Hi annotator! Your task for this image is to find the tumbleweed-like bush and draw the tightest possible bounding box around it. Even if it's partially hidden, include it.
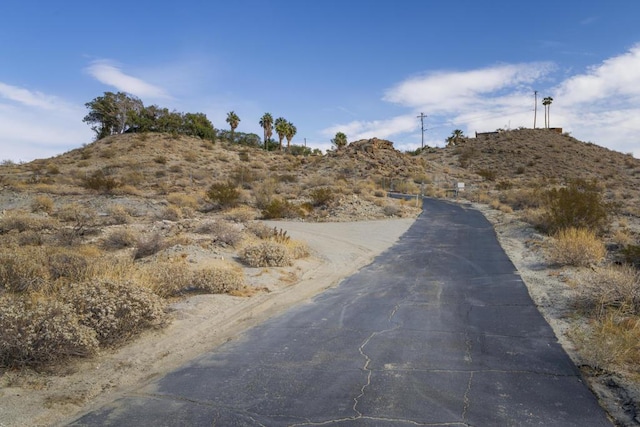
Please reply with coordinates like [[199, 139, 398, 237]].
[[240, 241, 292, 267], [0, 295, 99, 368], [62, 280, 166, 346]]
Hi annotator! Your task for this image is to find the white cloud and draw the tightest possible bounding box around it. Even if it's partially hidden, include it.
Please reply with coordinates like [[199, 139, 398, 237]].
[[0, 82, 62, 110], [85, 60, 170, 99], [324, 45, 640, 156], [555, 43, 640, 105], [0, 83, 90, 162], [383, 62, 555, 113]]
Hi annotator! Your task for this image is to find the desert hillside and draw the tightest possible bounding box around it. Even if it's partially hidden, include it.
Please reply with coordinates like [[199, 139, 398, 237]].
[[2, 129, 640, 426]]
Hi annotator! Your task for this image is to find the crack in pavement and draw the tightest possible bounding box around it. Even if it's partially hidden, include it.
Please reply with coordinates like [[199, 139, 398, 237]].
[[461, 372, 474, 423]]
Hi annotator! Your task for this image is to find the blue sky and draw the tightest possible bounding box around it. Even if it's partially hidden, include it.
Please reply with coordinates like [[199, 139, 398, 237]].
[[1, 1, 640, 161]]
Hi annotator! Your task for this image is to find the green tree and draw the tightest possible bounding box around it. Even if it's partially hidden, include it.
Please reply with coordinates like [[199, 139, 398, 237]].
[[83, 92, 143, 139], [226, 111, 240, 143], [274, 117, 288, 150], [284, 121, 297, 151], [182, 113, 216, 141], [542, 96, 553, 128], [259, 113, 274, 150], [331, 132, 347, 150]]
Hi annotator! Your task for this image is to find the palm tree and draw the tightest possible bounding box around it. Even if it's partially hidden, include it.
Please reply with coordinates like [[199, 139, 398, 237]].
[[542, 97, 553, 129], [259, 113, 273, 150], [225, 111, 240, 143], [445, 129, 465, 146], [274, 117, 288, 151], [331, 132, 347, 150], [284, 121, 297, 151]]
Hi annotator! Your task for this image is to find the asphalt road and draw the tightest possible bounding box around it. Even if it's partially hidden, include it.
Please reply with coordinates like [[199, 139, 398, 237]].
[[69, 198, 612, 426]]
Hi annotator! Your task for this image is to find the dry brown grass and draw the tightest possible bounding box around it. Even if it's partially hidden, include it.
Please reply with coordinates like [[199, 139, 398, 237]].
[[546, 227, 606, 267]]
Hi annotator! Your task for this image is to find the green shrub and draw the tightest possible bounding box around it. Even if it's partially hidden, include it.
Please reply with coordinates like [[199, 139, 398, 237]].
[[262, 198, 302, 219], [309, 187, 334, 207], [62, 280, 166, 347], [0, 295, 99, 367], [539, 178, 611, 234], [206, 181, 240, 209], [240, 241, 292, 267]]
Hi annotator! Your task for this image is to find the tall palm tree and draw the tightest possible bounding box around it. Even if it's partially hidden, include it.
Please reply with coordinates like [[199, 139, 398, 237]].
[[542, 97, 553, 129], [284, 121, 297, 151], [225, 111, 240, 143], [259, 113, 273, 150], [274, 117, 288, 151]]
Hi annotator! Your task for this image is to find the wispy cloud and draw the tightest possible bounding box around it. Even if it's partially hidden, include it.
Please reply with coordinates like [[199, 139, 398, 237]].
[[0, 83, 90, 161], [85, 60, 170, 99], [0, 82, 61, 110]]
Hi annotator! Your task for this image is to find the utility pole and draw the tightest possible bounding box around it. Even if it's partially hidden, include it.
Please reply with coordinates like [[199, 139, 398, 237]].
[[533, 90, 538, 129], [417, 112, 427, 149]]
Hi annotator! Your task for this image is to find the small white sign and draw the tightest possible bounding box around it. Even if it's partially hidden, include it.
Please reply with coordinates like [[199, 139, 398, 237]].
[[457, 182, 465, 189]]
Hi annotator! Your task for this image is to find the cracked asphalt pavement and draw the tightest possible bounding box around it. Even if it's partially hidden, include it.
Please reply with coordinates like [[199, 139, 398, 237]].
[[69, 198, 612, 426]]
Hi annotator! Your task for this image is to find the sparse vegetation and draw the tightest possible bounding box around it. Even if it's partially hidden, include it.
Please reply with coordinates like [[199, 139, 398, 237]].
[[546, 227, 606, 267]]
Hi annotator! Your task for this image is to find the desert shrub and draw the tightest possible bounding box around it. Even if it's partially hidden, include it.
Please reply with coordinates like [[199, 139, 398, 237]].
[[0, 247, 49, 293], [230, 166, 259, 188], [62, 280, 166, 346], [621, 245, 640, 269], [546, 227, 606, 267], [476, 168, 497, 181], [159, 205, 182, 221], [574, 265, 640, 317], [383, 204, 401, 217], [166, 193, 199, 210], [154, 155, 167, 164], [262, 198, 302, 219], [137, 262, 192, 298], [309, 187, 334, 207], [106, 204, 131, 224], [286, 240, 310, 260], [224, 206, 257, 223], [240, 241, 292, 267], [31, 195, 54, 214], [55, 202, 97, 230], [102, 228, 138, 250], [0, 295, 98, 367], [134, 232, 165, 259], [0, 211, 55, 234], [253, 178, 278, 209], [83, 170, 120, 193], [46, 247, 91, 282], [277, 174, 298, 183], [196, 221, 243, 247], [16, 230, 46, 246], [206, 181, 240, 209], [495, 180, 513, 191], [393, 181, 419, 194], [121, 171, 144, 186], [501, 188, 541, 210], [539, 178, 611, 234], [245, 222, 274, 239], [189, 265, 245, 294], [570, 313, 640, 373]]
